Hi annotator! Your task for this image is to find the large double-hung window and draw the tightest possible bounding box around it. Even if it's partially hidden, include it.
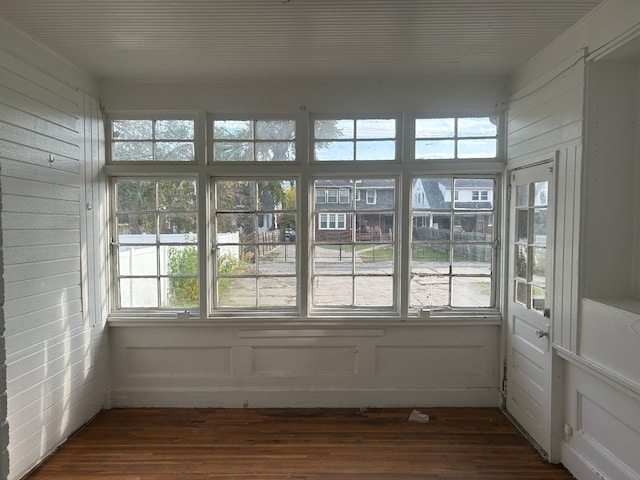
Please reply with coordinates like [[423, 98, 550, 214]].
[[107, 113, 501, 318]]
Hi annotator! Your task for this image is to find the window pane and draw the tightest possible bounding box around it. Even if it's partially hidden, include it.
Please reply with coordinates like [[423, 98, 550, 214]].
[[458, 139, 497, 158], [415, 140, 455, 159], [120, 278, 157, 308], [451, 277, 491, 307], [356, 140, 395, 161], [118, 246, 157, 275], [258, 245, 296, 275], [314, 245, 354, 274], [356, 119, 395, 139], [112, 120, 152, 140], [256, 120, 295, 140], [215, 181, 255, 211], [410, 275, 449, 308], [515, 245, 528, 279], [259, 180, 296, 210], [411, 243, 450, 274], [415, 118, 455, 138], [355, 244, 394, 274], [516, 184, 529, 206], [534, 181, 548, 206], [156, 120, 194, 140], [516, 281, 528, 305], [452, 246, 492, 275], [355, 276, 393, 306], [216, 213, 256, 243], [161, 245, 198, 276], [162, 277, 199, 308], [315, 119, 354, 139], [214, 142, 254, 161], [453, 213, 493, 238], [112, 142, 153, 161], [532, 247, 546, 287], [457, 117, 497, 137], [533, 209, 547, 244], [213, 120, 253, 140], [314, 276, 353, 306], [117, 213, 156, 240], [218, 277, 257, 308], [155, 142, 195, 161], [159, 214, 197, 239], [517, 209, 528, 243], [315, 141, 354, 161], [258, 277, 297, 307], [256, 141, 295, 161], [117, 180, 156, 211], [158, 180, 197, 211]]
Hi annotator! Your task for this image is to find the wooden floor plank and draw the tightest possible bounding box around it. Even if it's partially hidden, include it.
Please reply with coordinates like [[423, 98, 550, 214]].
[[24, 408, 574, 479]]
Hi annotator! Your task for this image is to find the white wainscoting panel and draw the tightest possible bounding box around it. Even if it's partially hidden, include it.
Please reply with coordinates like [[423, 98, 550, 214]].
[[110, 324, 501, 408]]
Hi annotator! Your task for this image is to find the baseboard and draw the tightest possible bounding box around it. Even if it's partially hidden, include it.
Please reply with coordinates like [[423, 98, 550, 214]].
[[562, 441, 606, 480]]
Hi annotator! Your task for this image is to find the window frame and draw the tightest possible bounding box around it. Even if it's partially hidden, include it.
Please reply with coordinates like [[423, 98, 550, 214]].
[[105, 110, 503, 321]]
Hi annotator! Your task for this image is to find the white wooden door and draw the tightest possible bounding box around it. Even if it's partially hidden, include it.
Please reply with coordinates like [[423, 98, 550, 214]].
[[506, 161, 555, 457]]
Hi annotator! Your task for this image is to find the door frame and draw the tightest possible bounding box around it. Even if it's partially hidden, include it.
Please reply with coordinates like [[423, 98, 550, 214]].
[[502, 152, 563, 463]]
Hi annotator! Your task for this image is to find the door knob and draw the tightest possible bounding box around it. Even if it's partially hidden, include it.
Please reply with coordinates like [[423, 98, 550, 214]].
[[536, 329, 549, 338]]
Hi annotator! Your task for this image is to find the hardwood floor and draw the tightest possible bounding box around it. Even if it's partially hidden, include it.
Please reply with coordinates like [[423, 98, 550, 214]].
[[25, 408, 574, 479]]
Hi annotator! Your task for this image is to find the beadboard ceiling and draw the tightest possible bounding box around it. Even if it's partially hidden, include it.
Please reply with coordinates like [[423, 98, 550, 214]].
[[0, 0, 606, 82]]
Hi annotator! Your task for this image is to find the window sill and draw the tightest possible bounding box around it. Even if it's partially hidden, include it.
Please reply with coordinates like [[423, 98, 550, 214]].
[[107, 312, 502, 327]]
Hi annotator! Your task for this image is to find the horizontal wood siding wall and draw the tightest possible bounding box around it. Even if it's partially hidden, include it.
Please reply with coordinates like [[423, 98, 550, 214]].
[[507, 57, 585, 351], [0, 43, 107, 480]]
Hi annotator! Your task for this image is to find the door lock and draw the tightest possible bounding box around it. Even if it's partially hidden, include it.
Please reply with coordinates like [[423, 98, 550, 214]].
[[543, 308, 551, 318]]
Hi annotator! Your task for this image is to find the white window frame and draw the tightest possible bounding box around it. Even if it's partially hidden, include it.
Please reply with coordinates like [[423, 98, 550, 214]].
[[339, 188, 350, 204], [326, 188, 339, 203], [366, 189, 376, 204], [318, 213, 347, 230], [104, 110, 503, 321]]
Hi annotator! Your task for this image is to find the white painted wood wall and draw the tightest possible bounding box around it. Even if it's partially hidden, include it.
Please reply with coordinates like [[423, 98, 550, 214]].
[[102, 79, 508, 410], [509, 1, 640, 478], [0, 20, 109, 480]]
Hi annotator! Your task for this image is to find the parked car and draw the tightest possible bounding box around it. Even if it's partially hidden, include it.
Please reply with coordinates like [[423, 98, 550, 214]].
[[284, 228, 296, 242]]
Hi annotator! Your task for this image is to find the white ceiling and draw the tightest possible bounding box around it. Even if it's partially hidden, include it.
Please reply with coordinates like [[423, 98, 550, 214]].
[[0, 0, 607, 82]]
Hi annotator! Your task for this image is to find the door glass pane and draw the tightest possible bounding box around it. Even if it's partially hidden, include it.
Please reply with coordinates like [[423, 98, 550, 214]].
[[532, 247, 546, 287], [516, 184, 529, 207], [515, 281, 528, 306], [517, 209, 528, 243], [534, 181, 548, 206], [533, 209, 547, 244], [515, 245, 527, 279], [532, 286, 545, 313]]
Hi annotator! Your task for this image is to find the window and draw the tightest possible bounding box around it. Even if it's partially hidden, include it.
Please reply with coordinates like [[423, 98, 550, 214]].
[[366, 189, 376, 204], [313, 178, 396, 309], [110, 119, 195, 162], [313, 117, 397, 161], [107, 113, 501, 318], [318, 213, 347, 230], [212, 179, 297, 310], [415, 116, 497, 160], [113, 178, 198, 309], [410, 177, 496, 309], [212, 119, 295, 162]]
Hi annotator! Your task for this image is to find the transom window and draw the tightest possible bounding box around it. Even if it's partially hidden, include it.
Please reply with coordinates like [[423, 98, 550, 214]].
[[313, 117, 397, 161], [415, 116, 497, 160], [110, 119, 195, 162], [212, 119, 296, 162]]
